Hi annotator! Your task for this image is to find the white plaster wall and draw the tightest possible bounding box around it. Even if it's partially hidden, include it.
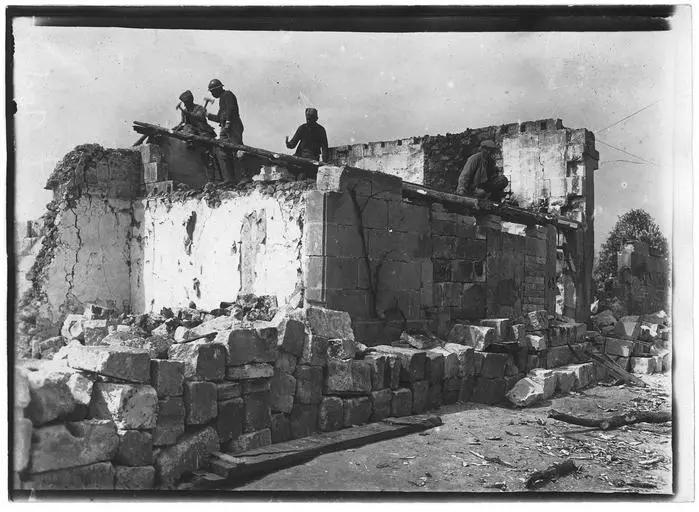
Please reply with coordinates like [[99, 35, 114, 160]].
[[41, 195, 133, 323], [330, 139, 425, 184], [130, 189, 305, 313]]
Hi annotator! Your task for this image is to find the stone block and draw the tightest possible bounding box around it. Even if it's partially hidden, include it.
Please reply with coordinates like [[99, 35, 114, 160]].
[[243, 390, 272, 433], [427, 382, 442, 410], [14, 417, 32, 472], [525, 332, 548, 351], [89, 382, 157, 429], [373, 345, 426, 382], [506, 377, 544, 407], [319, 396, 344, 432], [363, 354, 387, 390], [116, 429, 153, 466], [475, 352, 509, 379], [526, 310, 549, 331], [300, 334, 329, 367], [31, 336, 66, 359], [270, 370, 296, 413], [290, 404, 319, 438], [29, 419, 119, 473], [24, 461, 115, 490], [216, 397, 244, 443], [528, 368, 556, 399], [614, 316, 641, 340], [226, 363, 275, 380], [510, 323, 526, 343], [604, 337, 635, 357], [478, 318, 512, 342], [67, 345, 151, 383], [327, 338, 357, 360], [459, 376, 476, 402], [227, 428, 271, 454], [447, 324, 496, 351], [154, 426, 219, 488], [546, 345, 576, 368], [183, 381, 217, 425], [610, 355, 631, 371], [630, 357, 657, 374], [553, 367, 576, 393], [410, 380, 429, 414], [324, 359, 371, 395], [271, 413, 292, 443], [391, 388, 412, 417], [370, 389, 392, 421], [61, 314, 85, 341], [167, 341, 226, 381], [305, 306, 355, 341], [385, 354, 402, 389], [276, 318, 306, 357], [295, 365, 324, 404], [23, 364, 94, 425], [424, 351, 445, 384], [150, 359, 184, 398], [472, 377, 506, 405], [217, 382, 242, 401], [591, 310, 618, 335], [443, 343, 475, 377], [242, 379, 271, 394], [153, 396, 185, 446], [115, 465, 155, 490], [430, 347, 459, 379], [219, 326, 278, 365], [567, 363, 595, 389], [275, 351, 298, 374], [343, 397, 372, 427], [83, 319, 109, 345]]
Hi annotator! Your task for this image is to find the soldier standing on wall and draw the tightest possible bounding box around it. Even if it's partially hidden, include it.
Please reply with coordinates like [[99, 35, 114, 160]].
[[206, 78, 245, 184], [285, 108, 329, 162], [175, 90, 216, 138], [456, 140, 509, 202]]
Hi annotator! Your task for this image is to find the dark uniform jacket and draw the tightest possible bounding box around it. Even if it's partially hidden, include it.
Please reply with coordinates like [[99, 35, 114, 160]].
[[456, 152, 496, 195], [178, 104, 215, 137], [286, 122, 329, 161], [208, 90, 244, 144]]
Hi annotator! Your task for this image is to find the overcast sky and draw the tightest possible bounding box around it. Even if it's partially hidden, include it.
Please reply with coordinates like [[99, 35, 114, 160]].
[[11, 14, 690, 252]]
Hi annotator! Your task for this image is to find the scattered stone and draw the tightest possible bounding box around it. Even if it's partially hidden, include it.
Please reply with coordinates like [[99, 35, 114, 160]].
[[227, 428, 271, 454], [31, 336, 65, 359], [479, 318, 511, 342], [400, 330, 438, 350], [638, 322, 660, 342], [604, 337, 635, 358], [67, 345, 151, 383], [614, 316, 641, 340], [216, 397, 244, 443], [29, 419, 119, 473], [115, 429, 153, 466], [327, 338, 357, 360], [443, 343, 476, 377], [373, 345, 426, 382], [83, 319, 109, 345], [290, 404, 319, 438], [84, 303, 114, 320], [526, 310, 549, 331], [150, 359, 184, 397], [89, 382, 158, 429], [24, 461, 115, 490], [153, 396, 185, 446], [506, 377, 544, 407], [115, 465, 155, 490], [391, 388, 412, 417], [173, 326, 189, 343], [154, 426, 219, 488], [226, 363, 274, 380], [553, 367, 576, 393], [300, 334, 329, 366], [343, 397, 372, 427], [424, 351, 445, 384], [217, 382, 242, 401], [510, 323, 527, 344], [475, 352, 509, 379], [295, 365, 324, 404], [24, 364, 94, 425], [305, 306, 355, 340], [591, 309, 618, 335], [630, 357, 657, 374], [324, 359, 371, 395], [528, 368, 556, 399], [142, 334, 175, 359], [363, 353, 388, 390], [319, 396, 344, 432], [61, 314, 85, 341], [270, 370, 296, 413], [167, 341, 226, 381], [183, 381, 217, 425], [525, 333, 548, 351]]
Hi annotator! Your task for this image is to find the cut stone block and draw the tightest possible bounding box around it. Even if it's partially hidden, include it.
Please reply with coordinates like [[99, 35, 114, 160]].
[[319, 396, 344, 432], [290, 404, 319, 438], [591, 309, 618, 335], [216, 382, 242, 401], [609, 355, 631, 371], [363, 354, 388, 390], [506, 377, 544, 407], [154, 426, 219, 488], [31, 336, 66, 359], [373, 345, 426, 382], [639, 322, 660, 342], [459, 376, 476, 402], [327, 338, 357, 360], [300, 334, 329, 367], [183, 381, 217, 425], [400, 331, 438, 350], [167, 341, 226, 381], [150, 359, 184, 398], [61, 314, 85, 341], [568, 363, 596, 389], [15, 368, 30, 409], [410, 380, 429, 414], [546, 344, 580, 368], [343, 397, 372, 427], [216, 397, 244, 443], [244, 390, 272, 432], [427, 382, 442, 410], [25, 461, 115, 490], [472, 377, 506, 405], [630, 357, 657, 374], [605, 337, 635, 357], [478, 318, 512, 342], [385, 354, 402, 389], [528, 368, 556, 399], [14, 417, 32, 472], [526, 310, 549, 331], [242, 379, 271, 394], [424, 351, 445, 384], [370, 389, 392, 421], [24, 364, 94, 426], [29, 419, 119, 473], [295, 365, 324, 404], [89, 382, 158, 429], [429, 347, 459, 379], [218, 327, 278, 366], [270, 370, 296, 413], [614, 316, 641, 340], [227, 428, 271, 454], [153, 396, 185, 446], [475, 352, 509, 379], [553, 367, 576, 393], [526, 333, 548, 351], [443, 343, 475, 377], [83, 319, 109, 346], [67, 345, 151, 383], [226, 363, 274, 380], [115, 429, 153, 466], [275, 351, 298, 374], [276, 318, 306, 357], [510, 323, 526, 344], [391, 388, 412, 417], [271, 413, 292, 444], [305, 306, 355, 340], [448, 324, 496, 351], [115, 465, 155, 490]]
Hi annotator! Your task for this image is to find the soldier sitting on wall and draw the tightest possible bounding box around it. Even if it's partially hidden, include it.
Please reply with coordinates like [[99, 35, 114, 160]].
[[174, 90, 216, 138], [456, 140, 509, 203], [285, 108, 329, 162]]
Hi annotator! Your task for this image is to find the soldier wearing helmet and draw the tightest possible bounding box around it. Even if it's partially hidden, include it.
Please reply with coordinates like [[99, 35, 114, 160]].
[[206, 78, 245, 184], [285, 107, 329, 162], [456, 140, 509, 202]]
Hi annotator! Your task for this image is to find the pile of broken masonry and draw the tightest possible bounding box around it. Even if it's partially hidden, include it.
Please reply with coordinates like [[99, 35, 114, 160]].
[[13, 295, 671, 491]]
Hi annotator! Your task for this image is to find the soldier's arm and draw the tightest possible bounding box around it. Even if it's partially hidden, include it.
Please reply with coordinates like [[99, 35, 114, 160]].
[[286, 126, 302, 149], [207, 111, 220, 123], [456, 161, 473, 195], [320, 127, 329, 162]]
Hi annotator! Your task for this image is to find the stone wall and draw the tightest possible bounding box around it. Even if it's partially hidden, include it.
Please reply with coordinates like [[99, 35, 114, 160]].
[[614, 241, 669, 315]]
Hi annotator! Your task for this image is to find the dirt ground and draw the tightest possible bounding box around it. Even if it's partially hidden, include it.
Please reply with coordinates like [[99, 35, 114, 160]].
[[231, 373, 672, 494]]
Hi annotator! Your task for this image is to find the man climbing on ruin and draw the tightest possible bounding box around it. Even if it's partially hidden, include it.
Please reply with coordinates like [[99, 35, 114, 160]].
[[456, 140, 509, 203], [285, 108, 329, 162], [174, 90, 216, 138], [206, 78, 245, 184]]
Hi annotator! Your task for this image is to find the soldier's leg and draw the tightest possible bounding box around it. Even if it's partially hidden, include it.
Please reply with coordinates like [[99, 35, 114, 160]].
[[218, 129, 241, 184]]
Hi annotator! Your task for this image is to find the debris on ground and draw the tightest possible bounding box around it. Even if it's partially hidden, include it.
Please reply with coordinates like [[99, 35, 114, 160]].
[[525, 459, 579, 489], [548, 409, 671, 430]]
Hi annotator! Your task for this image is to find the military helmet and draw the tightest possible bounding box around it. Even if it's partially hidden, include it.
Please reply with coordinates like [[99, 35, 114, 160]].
[[208, 78, 224, 91], [179, 90, 194, 103]]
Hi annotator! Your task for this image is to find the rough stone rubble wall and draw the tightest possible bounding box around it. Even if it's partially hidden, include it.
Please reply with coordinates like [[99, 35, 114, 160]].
[[614, 241, 669, 315], [304, 165, 557, 344], [130, 184, 309, 313]]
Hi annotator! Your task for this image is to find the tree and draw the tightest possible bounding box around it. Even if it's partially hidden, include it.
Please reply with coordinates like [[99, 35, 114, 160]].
[[593, 209, 669, 299]]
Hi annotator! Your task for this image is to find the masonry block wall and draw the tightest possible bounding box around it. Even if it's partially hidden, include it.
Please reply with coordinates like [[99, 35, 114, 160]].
[[615, 241, 669, 314], [304, 165, 558, 344]]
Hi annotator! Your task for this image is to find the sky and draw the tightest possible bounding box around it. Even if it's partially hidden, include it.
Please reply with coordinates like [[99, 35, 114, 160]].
[[11, 13, 691, 253]]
